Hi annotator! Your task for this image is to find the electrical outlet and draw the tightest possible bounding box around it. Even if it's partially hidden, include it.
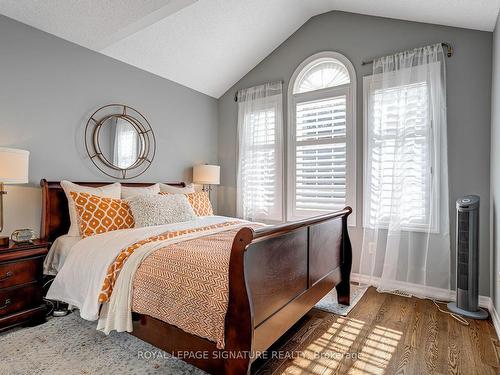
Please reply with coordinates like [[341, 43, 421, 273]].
[[497, 272, 500, 284]]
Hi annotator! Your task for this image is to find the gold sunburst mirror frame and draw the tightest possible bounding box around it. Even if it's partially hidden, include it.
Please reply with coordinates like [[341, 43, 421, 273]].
[[85, 104, 156, 179]]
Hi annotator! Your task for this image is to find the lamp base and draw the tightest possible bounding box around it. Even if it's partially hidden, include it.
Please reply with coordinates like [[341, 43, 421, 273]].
[[0, 236, 9, 248]]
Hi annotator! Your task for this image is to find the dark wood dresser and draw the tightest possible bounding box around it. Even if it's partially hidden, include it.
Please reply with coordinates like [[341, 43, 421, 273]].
[[0, 239, 49, 331]]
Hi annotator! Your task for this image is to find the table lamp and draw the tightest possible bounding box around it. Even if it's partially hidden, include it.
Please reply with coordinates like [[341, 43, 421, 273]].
[[193, 164, 220, 198], [0, 148, 29, 247]]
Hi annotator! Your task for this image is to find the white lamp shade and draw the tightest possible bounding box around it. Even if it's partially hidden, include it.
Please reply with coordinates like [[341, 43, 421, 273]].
[[193, 164, 220, 185], [0, 147, 29, 184]]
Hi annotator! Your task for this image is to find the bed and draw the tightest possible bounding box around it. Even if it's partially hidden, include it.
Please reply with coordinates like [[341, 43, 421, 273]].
[[40, 179, 352, 375]]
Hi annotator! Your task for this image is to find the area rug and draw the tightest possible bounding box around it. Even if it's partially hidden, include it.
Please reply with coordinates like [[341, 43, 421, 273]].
[[0, 312, 206, 375], [314, 283, 368, 316], [0, 286, 367, 374]]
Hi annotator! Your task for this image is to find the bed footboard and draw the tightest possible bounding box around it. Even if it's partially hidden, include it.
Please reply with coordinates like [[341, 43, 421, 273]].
[[225, 207, 352, 374]]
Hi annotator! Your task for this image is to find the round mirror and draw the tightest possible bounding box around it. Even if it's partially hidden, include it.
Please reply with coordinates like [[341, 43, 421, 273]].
[[85, 105, 155, 179]]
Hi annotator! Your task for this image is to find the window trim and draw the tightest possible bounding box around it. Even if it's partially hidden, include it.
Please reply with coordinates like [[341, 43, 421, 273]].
[[287, 51, 357, 225], [362, 63, 441, 233]]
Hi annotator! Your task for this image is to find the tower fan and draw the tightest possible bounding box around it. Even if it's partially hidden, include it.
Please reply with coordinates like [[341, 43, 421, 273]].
[[447, 195, 488, 319]]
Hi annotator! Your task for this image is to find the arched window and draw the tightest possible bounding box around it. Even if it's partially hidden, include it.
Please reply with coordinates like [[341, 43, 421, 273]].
[[287, 52, 356, 222], [293, 58, 350, 93]]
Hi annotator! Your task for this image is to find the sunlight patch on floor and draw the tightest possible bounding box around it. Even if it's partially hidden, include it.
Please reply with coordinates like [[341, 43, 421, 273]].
[[282, 317, 365, 374], [280, 316, 403, 375], [347, 325, 402, 375]]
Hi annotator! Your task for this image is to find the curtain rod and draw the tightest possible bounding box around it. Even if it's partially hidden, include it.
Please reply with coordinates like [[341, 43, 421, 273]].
[[232, 43, 453, 102], [234, 80, 283, 102], [361, 42, 453, 66]]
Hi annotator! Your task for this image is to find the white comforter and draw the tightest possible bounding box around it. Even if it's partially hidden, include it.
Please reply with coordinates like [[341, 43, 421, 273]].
[[46, 216, 243, 323]]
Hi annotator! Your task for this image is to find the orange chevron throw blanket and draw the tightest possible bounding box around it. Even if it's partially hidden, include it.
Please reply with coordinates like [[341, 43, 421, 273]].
[[98, 221, 242, 304], [132, 223, 263, 349]]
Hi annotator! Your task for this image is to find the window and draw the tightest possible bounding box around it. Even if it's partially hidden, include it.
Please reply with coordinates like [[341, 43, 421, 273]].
[[237, 82, 283, 222], [363, 63, 442, 232], [288, 52, 356, 223], [113, 120, 140, 169]]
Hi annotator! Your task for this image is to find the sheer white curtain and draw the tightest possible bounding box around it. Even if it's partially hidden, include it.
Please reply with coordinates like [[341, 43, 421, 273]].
[[237, 82, 283, 222], [359, 44, 450, 298]]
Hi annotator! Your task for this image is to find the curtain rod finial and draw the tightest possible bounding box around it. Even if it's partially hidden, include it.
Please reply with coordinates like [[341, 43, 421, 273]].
[[442, 42, 453, 58]]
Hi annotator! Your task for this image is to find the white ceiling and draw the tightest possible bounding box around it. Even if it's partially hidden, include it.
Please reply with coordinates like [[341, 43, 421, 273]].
[[1, 0, 499, 98]]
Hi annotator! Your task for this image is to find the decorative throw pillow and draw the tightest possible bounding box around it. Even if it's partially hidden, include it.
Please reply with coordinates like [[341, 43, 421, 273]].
[[69, 192, 135, 238], [127, 194, 196, 228], [61, 181, 121, 237], [121, 184, 160, 199], [160, 191, 213, 216], [159, 183, 195, 194]]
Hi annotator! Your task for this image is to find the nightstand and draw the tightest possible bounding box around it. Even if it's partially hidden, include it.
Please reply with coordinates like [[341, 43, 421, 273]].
[[0, 239, 50, 331]]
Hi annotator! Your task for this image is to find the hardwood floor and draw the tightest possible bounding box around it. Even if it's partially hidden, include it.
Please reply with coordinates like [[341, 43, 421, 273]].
[[253, 287, 500, 375]]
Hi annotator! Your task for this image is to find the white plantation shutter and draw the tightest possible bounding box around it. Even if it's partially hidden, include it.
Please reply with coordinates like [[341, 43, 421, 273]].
[[288, 52, 356, 222], [295, 97, 347, 141], [237, 82, 283, 222], [294, 59, 350, 94], [295, 97, 347, 212]]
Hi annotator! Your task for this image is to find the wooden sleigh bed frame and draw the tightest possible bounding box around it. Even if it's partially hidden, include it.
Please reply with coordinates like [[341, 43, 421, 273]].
[[40, 179, 352, 375]]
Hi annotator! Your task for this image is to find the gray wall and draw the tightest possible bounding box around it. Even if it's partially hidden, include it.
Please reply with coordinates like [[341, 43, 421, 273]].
[[491, 14, 500, 312], [218, 11, 492, 295], [0, 15, 219, 236]]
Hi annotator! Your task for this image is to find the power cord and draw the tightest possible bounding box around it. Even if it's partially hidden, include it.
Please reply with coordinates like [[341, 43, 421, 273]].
[[385, 290, 470, 326], [43, 298, 55, 317], [42, 278, 54, 290], [42, 277, 70, 317], [431, 299, 469, 326]]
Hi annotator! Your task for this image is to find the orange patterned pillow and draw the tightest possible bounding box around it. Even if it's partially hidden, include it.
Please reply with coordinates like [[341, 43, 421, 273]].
[[186, 191, 213, 216], [159, 191, 213, 216], [70, 192, 135, 237]]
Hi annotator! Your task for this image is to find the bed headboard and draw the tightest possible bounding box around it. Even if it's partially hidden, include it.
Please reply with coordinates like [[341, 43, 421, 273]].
[[40, 179, 186, 242]]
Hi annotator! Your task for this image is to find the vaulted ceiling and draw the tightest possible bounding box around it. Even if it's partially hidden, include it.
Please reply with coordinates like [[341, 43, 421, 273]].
[[1, 0, 499, 98]]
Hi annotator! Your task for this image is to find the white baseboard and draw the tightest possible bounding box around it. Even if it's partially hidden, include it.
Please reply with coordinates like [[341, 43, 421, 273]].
[[479, 295, 492, 310], [351, 273, 456, 301], [351, 272, 500, 339], [487, 299, 500, 339]]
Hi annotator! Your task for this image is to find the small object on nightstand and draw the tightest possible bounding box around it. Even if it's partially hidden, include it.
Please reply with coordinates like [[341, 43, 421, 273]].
[[10, 229, 36, 244], [0, 148, 30, 248], [0, 239, 50, 331]]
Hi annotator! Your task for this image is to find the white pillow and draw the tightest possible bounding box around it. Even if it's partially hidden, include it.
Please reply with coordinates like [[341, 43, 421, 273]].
[[121, 184, 160, 199], [60, 181, 121, 236], [159, 183, 195, 194], [127, 194, 196, 228]]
